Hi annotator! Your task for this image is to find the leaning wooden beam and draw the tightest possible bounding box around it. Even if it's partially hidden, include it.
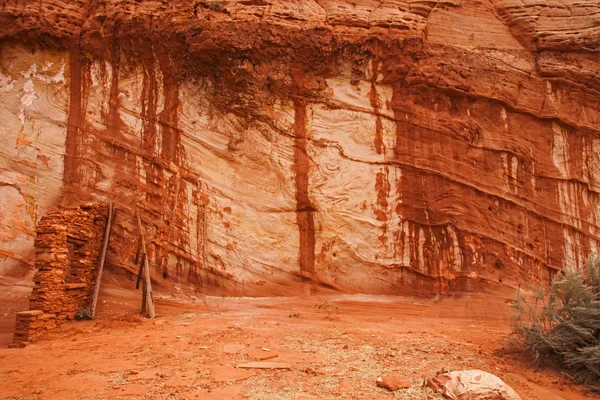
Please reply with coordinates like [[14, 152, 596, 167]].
[[136, 253, 145, 290], [91, 201, 115, 319], [136, 252, 145, 312], [136, 208, 156, 318], [141, 280, 147, 314]]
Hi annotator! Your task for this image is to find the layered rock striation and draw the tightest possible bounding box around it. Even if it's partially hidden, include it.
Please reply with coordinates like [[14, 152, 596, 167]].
[[1, 0, 599, 295]]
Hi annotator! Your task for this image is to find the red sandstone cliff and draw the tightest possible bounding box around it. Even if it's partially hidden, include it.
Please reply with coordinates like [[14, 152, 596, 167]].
[[1, 0, 599, 295]]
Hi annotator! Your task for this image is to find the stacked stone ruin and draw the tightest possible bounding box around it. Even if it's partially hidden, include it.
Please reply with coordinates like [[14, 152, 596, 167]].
[[10, 204, 109, 348]]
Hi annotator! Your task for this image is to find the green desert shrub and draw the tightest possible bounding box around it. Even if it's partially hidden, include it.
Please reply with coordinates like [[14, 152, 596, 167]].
[[75, 308, 93, 320], [511, 255, 600, 391]]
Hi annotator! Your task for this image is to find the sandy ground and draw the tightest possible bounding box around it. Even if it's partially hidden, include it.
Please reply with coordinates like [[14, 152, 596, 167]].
[[0, 275, 596, 400]]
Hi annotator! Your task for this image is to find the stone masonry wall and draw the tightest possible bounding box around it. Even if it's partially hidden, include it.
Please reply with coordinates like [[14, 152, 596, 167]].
[[10, 204, 108, 348]]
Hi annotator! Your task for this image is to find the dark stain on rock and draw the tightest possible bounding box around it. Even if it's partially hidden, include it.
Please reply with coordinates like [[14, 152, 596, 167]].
[[293, 98, 315, 274], [140, 46, 158, 155], [63, 48, 83, 197], [375, 167, 390, 247], [157, 53, 182, 164], [369, 58, 384, 155]]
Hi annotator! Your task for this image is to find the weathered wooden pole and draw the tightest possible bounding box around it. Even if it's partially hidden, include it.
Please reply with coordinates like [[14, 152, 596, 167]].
[[91, 201, 114, 319], [136, 208, 156, 318]]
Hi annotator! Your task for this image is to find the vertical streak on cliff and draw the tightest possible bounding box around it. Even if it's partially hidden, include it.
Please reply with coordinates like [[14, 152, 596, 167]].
[[141, 52, 157, 155], [375, 167, 390, 249], [161, 176, 180, 277], [293, 99, 316, 274], [369, 58, 384, 155], [196, 188, 208, 267], [136, 45, 162, 280], [391, 81, 406, 265], [194, 185, 210, 286], [158, 53, 183, 281], [371, 48, 388, 249], [158, 54, 180, 164], [107, 42, 122, 136], [392, 82, 406, 162], [63, 48, 83, 199], [391, 82, 426, 276]]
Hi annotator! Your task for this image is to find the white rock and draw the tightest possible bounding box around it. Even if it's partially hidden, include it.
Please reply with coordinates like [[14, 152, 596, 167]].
[[427, 369, 521, 400]]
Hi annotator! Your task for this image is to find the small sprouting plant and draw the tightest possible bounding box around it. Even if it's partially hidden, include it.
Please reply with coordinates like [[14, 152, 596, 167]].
[[315, 301, 339, 319], [75, 308, 93, 320]]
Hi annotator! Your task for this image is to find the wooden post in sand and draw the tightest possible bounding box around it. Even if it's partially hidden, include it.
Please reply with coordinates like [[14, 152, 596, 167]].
[[141, 280, 147, 314], [91, 202, 114, 319], [136, 252, 147, 314], [136, 208, 156, 318]]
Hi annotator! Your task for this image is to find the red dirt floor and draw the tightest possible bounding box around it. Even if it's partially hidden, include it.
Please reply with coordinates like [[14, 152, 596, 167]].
[[0, 273, 596, 400]]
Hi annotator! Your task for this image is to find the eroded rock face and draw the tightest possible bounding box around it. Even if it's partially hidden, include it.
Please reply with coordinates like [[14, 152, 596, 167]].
[[0, 0, 599, 295]]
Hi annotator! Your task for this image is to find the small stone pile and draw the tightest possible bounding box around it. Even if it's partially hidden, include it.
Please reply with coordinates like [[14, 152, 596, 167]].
[[10, 204, 108, 348], [11, 311, 57, 347]]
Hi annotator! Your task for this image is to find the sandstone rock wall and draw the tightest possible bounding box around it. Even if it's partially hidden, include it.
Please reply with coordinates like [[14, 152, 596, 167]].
[[0, 0, 599, 295], [0, 44, 68, 276]]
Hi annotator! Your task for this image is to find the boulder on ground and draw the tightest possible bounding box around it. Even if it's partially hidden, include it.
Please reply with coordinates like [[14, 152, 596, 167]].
[[426, 369, 521, 400]]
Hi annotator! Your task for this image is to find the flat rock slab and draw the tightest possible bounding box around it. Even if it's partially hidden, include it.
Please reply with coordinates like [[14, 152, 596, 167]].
[[115, 383, 148, 396], [376, 374, 411, 391], [237, 361, 292, 370], [210, 367, 257, 382], [224, 343, 245, 354], [129, 369, 160, 381], [199, 384, 245, 400], [164, 375, 191, 388], [247, 349, 279, 360], [16, 310, 43, 317]]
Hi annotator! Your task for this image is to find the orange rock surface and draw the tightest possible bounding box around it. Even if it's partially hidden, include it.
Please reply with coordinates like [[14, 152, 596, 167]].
[[1, 0, 599, 296]]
